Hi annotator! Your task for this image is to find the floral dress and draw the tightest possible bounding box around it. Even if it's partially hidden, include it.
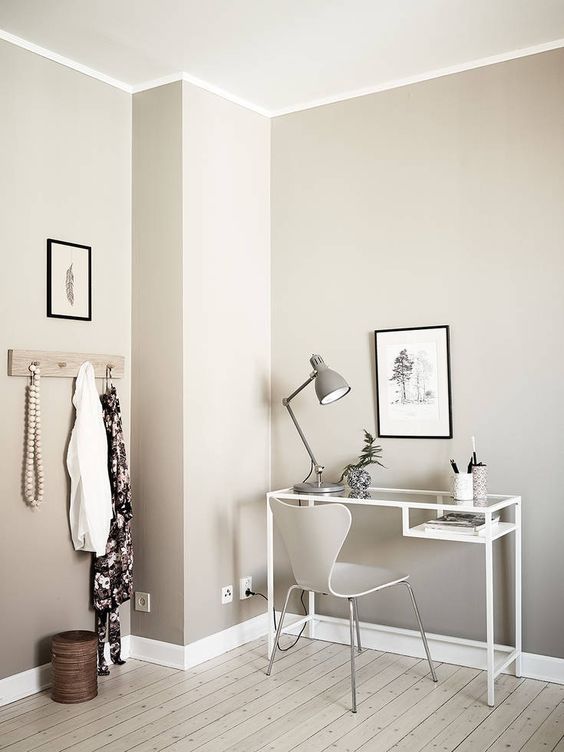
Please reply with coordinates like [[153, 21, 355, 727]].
[[93, 385, 133, 675]]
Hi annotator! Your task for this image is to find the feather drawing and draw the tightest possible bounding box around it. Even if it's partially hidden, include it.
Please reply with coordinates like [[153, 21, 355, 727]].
[[65, 263, 75, 306]]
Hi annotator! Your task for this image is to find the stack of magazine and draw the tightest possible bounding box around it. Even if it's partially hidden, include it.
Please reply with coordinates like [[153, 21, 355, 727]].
[[425, 512, 500, 535]]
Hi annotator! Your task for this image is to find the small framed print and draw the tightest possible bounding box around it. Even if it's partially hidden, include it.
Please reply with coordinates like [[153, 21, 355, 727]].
[[374, 325, 453, 439], [47, 239, 91, 321]]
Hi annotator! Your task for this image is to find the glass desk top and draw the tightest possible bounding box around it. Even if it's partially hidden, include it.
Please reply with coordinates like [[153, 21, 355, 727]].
[[267, 487, 520, 513]]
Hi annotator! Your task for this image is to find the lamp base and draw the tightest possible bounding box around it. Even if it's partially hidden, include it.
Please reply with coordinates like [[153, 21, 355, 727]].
[[292, 481, 345, 495]]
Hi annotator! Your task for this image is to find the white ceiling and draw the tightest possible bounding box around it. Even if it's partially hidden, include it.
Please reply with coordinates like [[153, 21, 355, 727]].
[[1, 0, 563, 116]]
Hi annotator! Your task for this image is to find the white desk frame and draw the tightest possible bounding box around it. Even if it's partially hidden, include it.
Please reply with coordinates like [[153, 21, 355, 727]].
[[266, 486, 522, 707]]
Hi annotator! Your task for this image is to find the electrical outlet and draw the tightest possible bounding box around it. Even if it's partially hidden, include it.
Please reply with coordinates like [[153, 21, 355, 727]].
[[221, 585, 233, 605], [134, 592, 151, 613], [240, 576, 252, 600]]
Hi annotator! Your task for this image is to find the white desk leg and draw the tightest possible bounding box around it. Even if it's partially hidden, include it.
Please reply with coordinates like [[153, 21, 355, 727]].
[[436, 495, 444, 518], [485, 512, 495, 706], [307, 497, 316, 639], [515, 501, 522, 677], [401, 506, 409, 535], [267, 497, 274, 658]]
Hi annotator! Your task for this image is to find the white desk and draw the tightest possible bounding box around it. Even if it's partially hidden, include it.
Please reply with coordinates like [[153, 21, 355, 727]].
[[266, 486, 522, 707]]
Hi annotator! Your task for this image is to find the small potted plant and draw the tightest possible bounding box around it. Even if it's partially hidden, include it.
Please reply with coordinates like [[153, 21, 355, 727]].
[[340, 430, 384, 494]]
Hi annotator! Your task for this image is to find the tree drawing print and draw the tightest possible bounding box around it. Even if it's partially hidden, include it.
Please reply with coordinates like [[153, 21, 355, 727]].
[[390, 349, 413, 402], [413, 351, 434, 402], [389, 347, 436, 405]]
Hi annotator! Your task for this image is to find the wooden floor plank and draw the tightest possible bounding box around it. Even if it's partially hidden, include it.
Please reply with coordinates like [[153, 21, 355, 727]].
[[524, 701, 564, 751], [0, 692, 53, 723], [445, 678, 547, 752], [2, 639, 321, 752], [0, 664, 174, 735], [216, 653, 423, 752], [63, 639, 336, 752], [4, 639, 564, 752], [124, 644, 381, 752], [1, 636, 270, 737], [262, 654, 420, 752], [488, 686, 564, 752], [287, 657, 427, 752], [0, 660, 144, 725], [387, 672, 522, 752], [353, 667, 479, 752], [300, 663, 458, 752], [0, 637, 278, 751], [165, 648, 384, 752], [415, 676, 526, 752]]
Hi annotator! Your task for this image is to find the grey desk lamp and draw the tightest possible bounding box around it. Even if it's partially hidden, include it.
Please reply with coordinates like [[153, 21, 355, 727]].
[[283, 354, 351, 494]]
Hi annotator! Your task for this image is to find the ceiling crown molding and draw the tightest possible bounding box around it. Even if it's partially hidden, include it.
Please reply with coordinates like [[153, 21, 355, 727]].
[[130, 72, 271, 117], [1, 27, 563, 119], [0, 28, 132, 92], [269, 37, 564, 117]]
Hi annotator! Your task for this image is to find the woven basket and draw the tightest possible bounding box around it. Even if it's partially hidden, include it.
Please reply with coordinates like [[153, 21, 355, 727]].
[[51, 630, 98, 703]]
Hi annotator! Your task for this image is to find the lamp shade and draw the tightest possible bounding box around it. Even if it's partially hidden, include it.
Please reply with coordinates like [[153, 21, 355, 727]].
[[310, 354, 351, 405]]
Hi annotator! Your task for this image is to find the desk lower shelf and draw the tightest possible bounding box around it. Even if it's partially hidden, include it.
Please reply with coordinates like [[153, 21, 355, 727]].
[[404, 522, 517, 544]]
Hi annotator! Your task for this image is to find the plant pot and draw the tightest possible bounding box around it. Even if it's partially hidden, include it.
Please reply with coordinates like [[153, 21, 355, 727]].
[[347, 468, 371, 495]]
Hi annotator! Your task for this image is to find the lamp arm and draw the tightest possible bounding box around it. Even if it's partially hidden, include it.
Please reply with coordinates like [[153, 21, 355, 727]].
[[284, 401, 320, 470], [283, 372, 316, 403], [282, 373, 321, 470]]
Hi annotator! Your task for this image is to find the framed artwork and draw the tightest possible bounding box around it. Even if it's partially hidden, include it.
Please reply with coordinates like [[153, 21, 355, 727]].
[[374, 325, 452, 438], [47, 239, 92, 321]]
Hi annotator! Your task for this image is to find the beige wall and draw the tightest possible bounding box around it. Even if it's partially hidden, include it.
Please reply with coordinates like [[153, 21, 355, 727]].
[[131, 82, 185, 645], [271, 49, 564, 658], [0, 40, 131, 679], [182, 82, 271, 643], [130, 81, 271, 647], [3, 30, 561, 680]]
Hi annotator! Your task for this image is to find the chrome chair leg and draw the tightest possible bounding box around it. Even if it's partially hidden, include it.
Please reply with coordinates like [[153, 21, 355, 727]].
[[266, 585, 297, 676], [402, 581, 438, 682], [348, 598, 357, 712], [353, 598, 362, 653]]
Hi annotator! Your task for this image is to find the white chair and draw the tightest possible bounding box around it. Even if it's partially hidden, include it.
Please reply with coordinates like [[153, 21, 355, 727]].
[[266, 498, 438, 712]]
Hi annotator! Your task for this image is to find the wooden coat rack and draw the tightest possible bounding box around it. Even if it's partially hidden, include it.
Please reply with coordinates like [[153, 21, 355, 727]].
[[8, 349, 125, 378]]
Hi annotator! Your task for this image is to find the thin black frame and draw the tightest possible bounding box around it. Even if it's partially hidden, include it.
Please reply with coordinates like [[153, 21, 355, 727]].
[[374, 325, 453, 439], [47, 238, 92, 321]]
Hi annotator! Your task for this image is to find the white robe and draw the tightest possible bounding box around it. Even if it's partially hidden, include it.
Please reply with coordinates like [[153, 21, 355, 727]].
[[67, 361, 112, 557]]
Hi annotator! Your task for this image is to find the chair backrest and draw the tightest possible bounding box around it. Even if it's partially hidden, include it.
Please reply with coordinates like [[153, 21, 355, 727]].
[[270, 498, 351, 594]]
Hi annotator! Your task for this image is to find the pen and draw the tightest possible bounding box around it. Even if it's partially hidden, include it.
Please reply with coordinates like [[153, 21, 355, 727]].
[[450, 459, 459, 474]]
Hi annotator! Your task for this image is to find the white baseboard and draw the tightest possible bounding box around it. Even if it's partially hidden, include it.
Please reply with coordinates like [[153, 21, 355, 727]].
[[0, 635, 131, 708], [284, 613, 564, 685], [184, 612, 270, 669], [0, 663, 52, 707], [3, 612, 563, 707], [128, 612, 270, 670], [522, 652, 564, 683], [128, 636, 185, 670]]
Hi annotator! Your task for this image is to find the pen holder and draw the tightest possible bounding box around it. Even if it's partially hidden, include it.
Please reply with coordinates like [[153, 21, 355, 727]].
[[472, 465, 488, 500], [451, 473, 473, 501]]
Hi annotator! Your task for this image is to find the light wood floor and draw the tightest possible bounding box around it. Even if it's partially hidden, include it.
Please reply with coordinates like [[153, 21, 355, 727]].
[[2, 638, 564, 752]]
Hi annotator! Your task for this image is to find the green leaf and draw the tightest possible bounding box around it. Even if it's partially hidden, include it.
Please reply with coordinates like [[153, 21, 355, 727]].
[[340, 429, 385, 480]]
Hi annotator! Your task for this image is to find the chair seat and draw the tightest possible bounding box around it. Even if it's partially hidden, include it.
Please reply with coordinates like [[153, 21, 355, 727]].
[[330, 562, 408, 598]]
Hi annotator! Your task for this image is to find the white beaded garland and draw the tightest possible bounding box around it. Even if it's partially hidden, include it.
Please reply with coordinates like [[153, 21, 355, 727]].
[[24, 363, 44, 509]]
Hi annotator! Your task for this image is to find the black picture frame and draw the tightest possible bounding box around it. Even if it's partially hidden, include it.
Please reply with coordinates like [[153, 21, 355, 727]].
[[374, 325, 453, 439], [47, 238, 92, 321]]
